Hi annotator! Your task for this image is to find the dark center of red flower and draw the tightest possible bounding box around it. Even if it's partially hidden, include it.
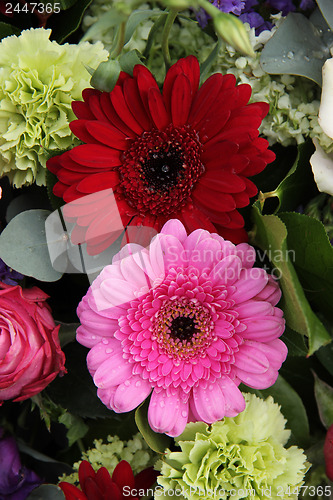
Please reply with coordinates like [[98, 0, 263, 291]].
[[142, 146, 184, 191], [170, 316, 197, 341], [119, 125, 204, 216]]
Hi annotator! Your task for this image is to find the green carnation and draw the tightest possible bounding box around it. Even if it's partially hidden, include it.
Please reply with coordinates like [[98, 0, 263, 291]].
[[59, 432, 157, 485], [156, 394, 309, 500], [0, 28, 108, 188]]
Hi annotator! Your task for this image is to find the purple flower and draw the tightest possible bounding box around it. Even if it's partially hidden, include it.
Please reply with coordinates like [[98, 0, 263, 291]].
[[0, 259, 23, 286], [299, 0, 315, 10], [0, 429, 41, 500], [266, 0, 296, 15], [196, 0, 245, 28], [239, 11, 272, 33]]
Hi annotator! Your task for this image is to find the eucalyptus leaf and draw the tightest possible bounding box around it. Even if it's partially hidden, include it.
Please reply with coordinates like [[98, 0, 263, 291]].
[[90, 59, 121, 92], [315, 0, 333, 31], [135, 399, 172, 454], [278, 212, 333, 322], [251, 203, 331, 354], [27, 485, 65, 500], [313, 372, 333, 429], [260, 12, 332, 86], [0, 209, 63, 282], [119, 50, 144, 75]]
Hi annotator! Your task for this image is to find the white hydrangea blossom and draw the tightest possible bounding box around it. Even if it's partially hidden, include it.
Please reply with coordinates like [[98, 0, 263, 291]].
[[59, 432, 157, 485]]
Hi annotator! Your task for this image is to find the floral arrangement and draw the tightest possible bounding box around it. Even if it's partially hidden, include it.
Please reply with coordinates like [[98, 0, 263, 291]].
[[0, 0, 333, 499]]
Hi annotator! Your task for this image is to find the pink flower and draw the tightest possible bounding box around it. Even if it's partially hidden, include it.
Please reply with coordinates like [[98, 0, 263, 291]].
[[0, 283, 66, 403], [77, 220, 287, 437]]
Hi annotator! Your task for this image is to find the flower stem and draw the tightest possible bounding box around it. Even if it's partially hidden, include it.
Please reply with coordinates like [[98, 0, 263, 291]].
[[111, 20, 126, 58], [162, 9, 179, 72]]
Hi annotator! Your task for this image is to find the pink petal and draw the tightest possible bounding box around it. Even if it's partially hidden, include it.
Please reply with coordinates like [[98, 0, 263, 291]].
[[100, 278, 138, 308], [97, 386, 117, 410], [209, 255, 242, 285], [86, 339, 122, 375], [112, 376, 152, 412], [235, 243, 256, 268], [188, 238, 222, 273], [192, 381, 226, 423], [217, 376, 246, 417], [161, 219, 188, 243], [241, 316, 285, 342], [234, 365, 279, 389], [148, 387, 188, 435], [233, 342, 270, 373], [229, 268, 268, 302], [233, 300, 274, 319], [158, 234, 187, 270], [93, 350, 133, 388]]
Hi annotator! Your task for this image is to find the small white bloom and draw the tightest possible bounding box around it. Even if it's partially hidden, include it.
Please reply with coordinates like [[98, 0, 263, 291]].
[[310, 139, 333, 196]]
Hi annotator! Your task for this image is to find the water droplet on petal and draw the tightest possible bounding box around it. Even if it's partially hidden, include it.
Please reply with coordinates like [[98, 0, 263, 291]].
[[106, 348, 113, 354], [181, 410, 187, 418]]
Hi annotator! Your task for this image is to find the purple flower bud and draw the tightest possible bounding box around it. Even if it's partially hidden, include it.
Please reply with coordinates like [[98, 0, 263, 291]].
[[0, 429, 41, 500]]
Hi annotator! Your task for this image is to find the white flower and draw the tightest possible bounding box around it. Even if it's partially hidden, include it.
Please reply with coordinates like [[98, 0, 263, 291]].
[[310, 58, 333, 195]]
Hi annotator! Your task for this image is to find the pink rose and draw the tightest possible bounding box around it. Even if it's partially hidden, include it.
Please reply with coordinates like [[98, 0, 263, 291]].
[[0, 282, 66, 402]]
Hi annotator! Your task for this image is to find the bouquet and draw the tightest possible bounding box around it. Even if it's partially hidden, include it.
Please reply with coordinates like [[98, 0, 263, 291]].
[[0, 0, 332, 498]]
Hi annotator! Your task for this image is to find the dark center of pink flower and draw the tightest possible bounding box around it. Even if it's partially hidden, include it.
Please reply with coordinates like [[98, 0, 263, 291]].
[[170, 316, 197, 341], [119, 125, 204, 216]]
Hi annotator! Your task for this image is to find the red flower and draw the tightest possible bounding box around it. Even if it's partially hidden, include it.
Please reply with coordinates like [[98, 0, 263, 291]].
[[48, 56, 274, 255], [59, 460, 157, 500]]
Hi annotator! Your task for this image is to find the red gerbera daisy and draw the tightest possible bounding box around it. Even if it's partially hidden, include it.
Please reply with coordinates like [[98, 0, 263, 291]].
[[59, 460, 157, 500], [47, 56, 274, 255]]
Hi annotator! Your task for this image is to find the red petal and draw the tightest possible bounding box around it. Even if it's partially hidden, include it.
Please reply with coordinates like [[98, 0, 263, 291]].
[[63, 183, 85, 203], [133, 64, 160, 117], [215, 223, 247, 243], [200, 170, 246, 193], [47, 155, 61, 175], [123, 77, 152, 130], [163, 56, 200, 114], [53, 181, 68, 199], [100, 92, 136, 138], [69, 144, 121, 168], [59, 482, 88, 500], [70, 120, 98, 144], [84, 477, 104, 500], [134, 467, 158, 490], [86, 121, 128, 150], [192, 184, 236, 212], [188, 73, 224, 127], [88, 94, 110, 123], [171, 73, 192, 127], [177, 202, 217, 233], [112, 461, 135, 491], [77, 172, 119, 194], [232, 191, 250, 207], [111, 85, 143, 135], [72, 100, 95, 120], [148, 87, 170, 130], [243, 177, 258, 197]]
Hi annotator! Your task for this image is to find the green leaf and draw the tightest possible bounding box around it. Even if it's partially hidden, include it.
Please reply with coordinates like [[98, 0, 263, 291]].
[[260, 12, 333, 86], [90, 59, 121, 92], [200, 40, 221, 84], [27, 485, 65, 500], [280, 326, 308, 357], [59, 412, 89, 446], [313, 372, 333, 429], [80, 8, 128, 43], [316, 339, 333, 377], [244, 375, 310, 447], [124, 9, 163, 45], [278, 212, 333, 323], [251, 203, 331, 355], [46, 343, 112, 419], [263, 141, 316, 213], [57, 322, 80, 347], [0, 209, 63, 282], [0, 22, 21, 40], [47, 0, 93, 43], [135, 398, 172, 454]]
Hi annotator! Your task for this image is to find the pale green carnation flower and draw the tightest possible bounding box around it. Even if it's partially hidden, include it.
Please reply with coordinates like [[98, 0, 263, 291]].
[[59, 432, 157, 485], [156, 394, 309, 500], [0, 28, 108, 188]]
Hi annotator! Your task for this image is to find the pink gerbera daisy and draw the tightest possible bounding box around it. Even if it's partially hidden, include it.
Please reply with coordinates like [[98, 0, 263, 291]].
[[76, 220, 287, 437]]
